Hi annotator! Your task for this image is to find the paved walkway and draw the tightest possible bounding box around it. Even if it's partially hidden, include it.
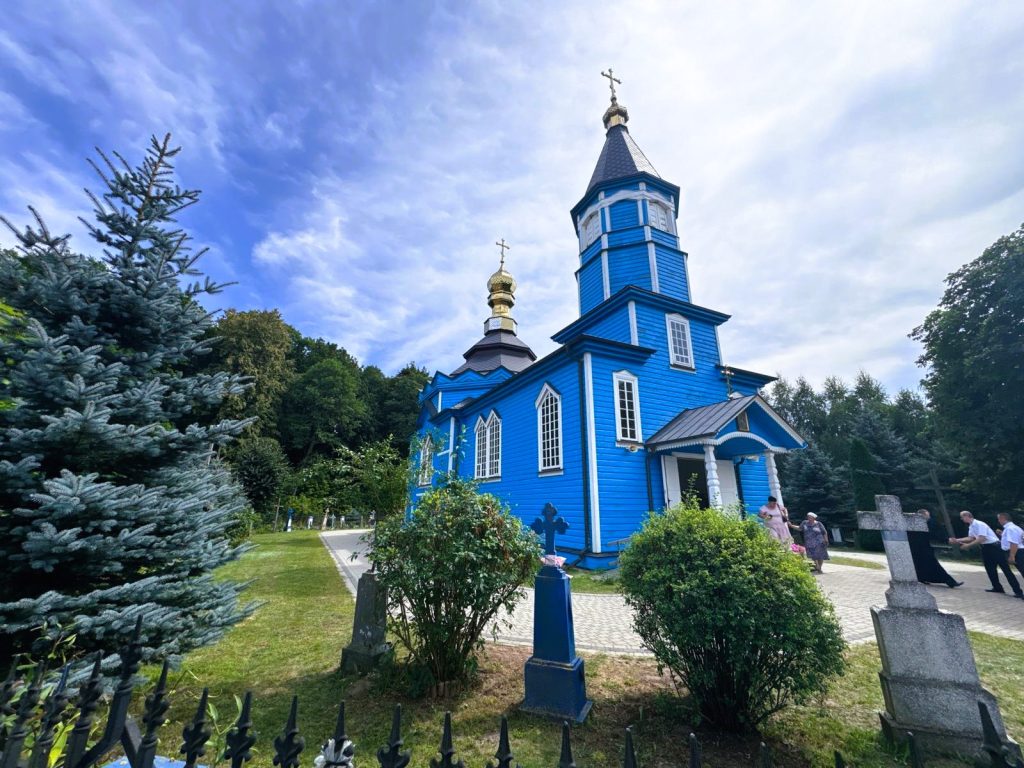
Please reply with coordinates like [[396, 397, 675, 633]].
[[321, 531, 1024, 654]]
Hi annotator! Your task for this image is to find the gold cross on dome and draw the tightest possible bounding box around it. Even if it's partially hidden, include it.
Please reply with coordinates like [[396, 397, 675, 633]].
[[601, 68, 622, 101], [495, 238, 510, 268]]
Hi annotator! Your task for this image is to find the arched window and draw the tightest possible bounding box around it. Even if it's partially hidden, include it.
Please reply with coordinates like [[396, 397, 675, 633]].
[[474, 412, 501, 480], [536, 384, 563, 472], [612, 371, 642, 443], [582, 212, 601, 247], [648, 201, 672, 232], [418, 435, 434, 486]]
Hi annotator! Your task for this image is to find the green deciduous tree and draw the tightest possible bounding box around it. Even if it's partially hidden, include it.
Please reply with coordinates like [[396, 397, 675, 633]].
[[912, 223, 1024, 511], [228, 436, 292, 520], [279, 358, 368, 461], [0, 136, 251, 665]]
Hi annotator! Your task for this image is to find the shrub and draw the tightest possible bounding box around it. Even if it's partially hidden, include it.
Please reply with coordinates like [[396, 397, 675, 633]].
[[369, 477, 540, 694], [619, 500, 846, 731]]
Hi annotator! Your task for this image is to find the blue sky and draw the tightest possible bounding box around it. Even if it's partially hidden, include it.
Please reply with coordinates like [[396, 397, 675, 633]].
[[2, 1, 1022, 394]]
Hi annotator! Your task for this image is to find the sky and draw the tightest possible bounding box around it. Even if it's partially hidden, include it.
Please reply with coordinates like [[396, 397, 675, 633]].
[[1, 1, 1022, 394]]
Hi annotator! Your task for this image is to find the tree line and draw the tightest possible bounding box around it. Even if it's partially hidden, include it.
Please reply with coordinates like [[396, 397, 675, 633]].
[[197, 309, 428, 525], [769, 222, 1024, 537]]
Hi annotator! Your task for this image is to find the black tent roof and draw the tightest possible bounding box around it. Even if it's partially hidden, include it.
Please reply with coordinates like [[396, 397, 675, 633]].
[[451, 330, 537, 375], [586, 124, 660, 195]]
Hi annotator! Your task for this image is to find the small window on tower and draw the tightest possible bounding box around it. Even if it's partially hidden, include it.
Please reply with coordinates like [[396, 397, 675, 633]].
[[582, 212, 601, 246], [648, 201, 671, 232], [736, 411, 750, 432]]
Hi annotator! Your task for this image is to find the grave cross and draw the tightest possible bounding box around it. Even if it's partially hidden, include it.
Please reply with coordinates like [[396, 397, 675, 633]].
[[857, 494, 935, 610], [531, 503, 569, 556]]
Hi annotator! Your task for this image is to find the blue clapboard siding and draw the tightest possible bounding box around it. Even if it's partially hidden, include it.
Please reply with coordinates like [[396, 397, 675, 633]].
[[608, 244, 652, 295], [651, 228, 678, 248], [587, 304, 632, 344], [738, 458, 771, 518], [578, 258, 605, 315], [654, 244, 689, 302], [609, 200, 639, 230], [607, 227, 645, 248]]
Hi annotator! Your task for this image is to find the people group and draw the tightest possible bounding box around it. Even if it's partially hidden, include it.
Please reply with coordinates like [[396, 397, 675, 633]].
[[757, 496, 1024, 594]]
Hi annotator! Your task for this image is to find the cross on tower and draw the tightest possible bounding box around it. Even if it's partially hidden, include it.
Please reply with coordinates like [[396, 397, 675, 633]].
[[495, 238, 510, 269], [531, 503, 569, 556], [721, 366, 735, 395], [601, 68, 622, 101]]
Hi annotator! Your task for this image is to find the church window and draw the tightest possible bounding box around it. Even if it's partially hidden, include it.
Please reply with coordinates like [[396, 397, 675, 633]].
[[536, 385, 562, 472], [648, 201, 671, 232], [475, 412, 501, 480], [418, 436, 434, 486], [613, 371, 642, 443], [736, 411, 750, 432], [582, 212, 601, 247], [666, 314, 694, 368]]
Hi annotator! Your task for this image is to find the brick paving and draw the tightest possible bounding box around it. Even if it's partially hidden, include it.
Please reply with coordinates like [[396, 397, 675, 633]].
[[321, 531, 1024, 654]]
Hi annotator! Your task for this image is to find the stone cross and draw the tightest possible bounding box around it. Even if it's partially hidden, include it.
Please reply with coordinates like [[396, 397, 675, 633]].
[[600, 68, 622, 101], [495, 238, 510, 269], [531, 503, 568, 556], [857, 495, 935, 610]]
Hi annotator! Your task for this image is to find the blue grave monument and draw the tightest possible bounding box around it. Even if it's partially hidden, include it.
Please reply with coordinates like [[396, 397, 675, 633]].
[[521, 503, 592, 722]]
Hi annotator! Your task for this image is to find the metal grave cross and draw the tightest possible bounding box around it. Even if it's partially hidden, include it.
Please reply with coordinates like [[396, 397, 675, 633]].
[[600, 68, 622, 101], [531, 503, 569, 556], [857, 494, 935, 609], [495, 238, 510, 269]]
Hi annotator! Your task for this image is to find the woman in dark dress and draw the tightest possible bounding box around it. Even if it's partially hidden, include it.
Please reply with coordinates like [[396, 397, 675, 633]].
[[908, 509, 962, 588]]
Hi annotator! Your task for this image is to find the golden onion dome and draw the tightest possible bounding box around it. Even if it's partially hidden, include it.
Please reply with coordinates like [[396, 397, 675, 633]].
[[487, 266, 516, 294]]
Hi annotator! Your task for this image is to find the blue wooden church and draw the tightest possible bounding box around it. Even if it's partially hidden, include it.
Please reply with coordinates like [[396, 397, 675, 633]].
[[411, 81, 806, 568]]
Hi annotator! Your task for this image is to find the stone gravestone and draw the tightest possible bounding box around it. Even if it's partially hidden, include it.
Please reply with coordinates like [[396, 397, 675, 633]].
[[521, 503, 592, 722], [340, 562, 391, 675], [858, 495, 1020, 760]]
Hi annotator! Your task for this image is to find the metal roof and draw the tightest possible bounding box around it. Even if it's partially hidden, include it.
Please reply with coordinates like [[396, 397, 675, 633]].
[[451, 330, 537, 375], [646, 395, 756, 447], [586, 124, 660, 194]]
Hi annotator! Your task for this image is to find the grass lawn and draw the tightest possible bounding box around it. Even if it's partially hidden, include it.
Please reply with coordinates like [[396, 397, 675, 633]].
[[149, 531, 1024, 768], [828, 555, 886, 570]]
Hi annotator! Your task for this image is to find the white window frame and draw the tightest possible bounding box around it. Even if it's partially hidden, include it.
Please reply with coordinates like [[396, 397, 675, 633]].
[[474, 412, 501, 480], [648, 201, 672, 232], [613, 371, 642, 443], [666, 314, 694, 369], [582, 212, 601, 248], [418, 436, 434, 486], [535, 384, 563, 473]]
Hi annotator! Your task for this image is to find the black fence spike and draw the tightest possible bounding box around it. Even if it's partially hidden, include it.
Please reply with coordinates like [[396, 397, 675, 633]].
[[319, 701, 355, 768], [28, 665, 72, 768], [833, 751, 846, 768], [558, 721, 575, 768], [758, 741, 772, 768], [376, 704, 410, 768], [905, 731, 924, 768], [429, 712, 464, 768], [622, 727, 637, 768], [224, 691, 256, 768], [180, 687, 212, 768], [687, 733, 701, 768], [0, 657, 20, 722], [1, 665, 44, 768], [486, 715, 517, 768], [135, 660, 171, 768], [333, 701, 348, 745], [63, 653, 104, 768], [272, 695, 304, 768]]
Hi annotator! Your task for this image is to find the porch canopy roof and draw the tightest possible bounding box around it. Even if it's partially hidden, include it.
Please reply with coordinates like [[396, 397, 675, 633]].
[[646, 394, 805, 458]]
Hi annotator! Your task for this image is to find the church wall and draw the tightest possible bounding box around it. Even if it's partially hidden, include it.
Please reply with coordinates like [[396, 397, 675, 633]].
[[579, 258, 605, 315], [607, 244, 653, 295], [738, 458, 771, 517], [586, 305, 632, 344], [609, 200, 639, 229], [456, 361, 590, 553], [654, 244, 690, 302]]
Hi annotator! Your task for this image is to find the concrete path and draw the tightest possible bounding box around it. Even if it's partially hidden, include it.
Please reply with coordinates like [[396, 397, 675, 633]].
[[321, 531, 1024, 653]]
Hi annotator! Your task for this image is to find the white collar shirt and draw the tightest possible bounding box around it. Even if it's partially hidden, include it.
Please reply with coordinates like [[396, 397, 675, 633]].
[[968, 519, 999, 545], [1000, 522, 1024, 551]]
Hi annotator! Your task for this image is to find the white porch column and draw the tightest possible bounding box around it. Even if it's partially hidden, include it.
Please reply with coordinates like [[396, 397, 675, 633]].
[[765, 450, 784, 507], [703, 444, 722, 508]]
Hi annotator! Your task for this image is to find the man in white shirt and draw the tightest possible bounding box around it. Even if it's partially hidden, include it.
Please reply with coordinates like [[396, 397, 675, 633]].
[[950, 510, 1023, 596], [998, 512, 1024, 579]]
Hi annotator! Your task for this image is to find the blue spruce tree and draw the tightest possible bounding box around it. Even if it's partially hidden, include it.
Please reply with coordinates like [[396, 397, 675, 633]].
[[0, 136, 252, 667]]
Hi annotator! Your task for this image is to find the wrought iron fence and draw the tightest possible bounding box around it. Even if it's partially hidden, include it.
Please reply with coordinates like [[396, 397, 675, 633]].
[[1, 621, 1021, 768]]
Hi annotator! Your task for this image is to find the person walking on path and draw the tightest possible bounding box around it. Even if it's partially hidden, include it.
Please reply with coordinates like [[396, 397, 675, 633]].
[[909, 509, 962, 588], [950, 511, 1023, 597], [789, 511, 829, 573], [758, 496, 793, 544], [997, 512, 1024, 579]]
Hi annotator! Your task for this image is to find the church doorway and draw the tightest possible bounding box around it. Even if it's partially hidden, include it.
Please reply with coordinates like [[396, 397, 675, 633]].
[[676, 458, 709, 507], [664, 455, 741, 509]]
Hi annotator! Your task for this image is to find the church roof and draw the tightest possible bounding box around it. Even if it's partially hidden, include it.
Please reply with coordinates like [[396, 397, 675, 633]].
[[586, 124, 660, 194], [451, 330, 537, 375], [647, 396, 757, 446]]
